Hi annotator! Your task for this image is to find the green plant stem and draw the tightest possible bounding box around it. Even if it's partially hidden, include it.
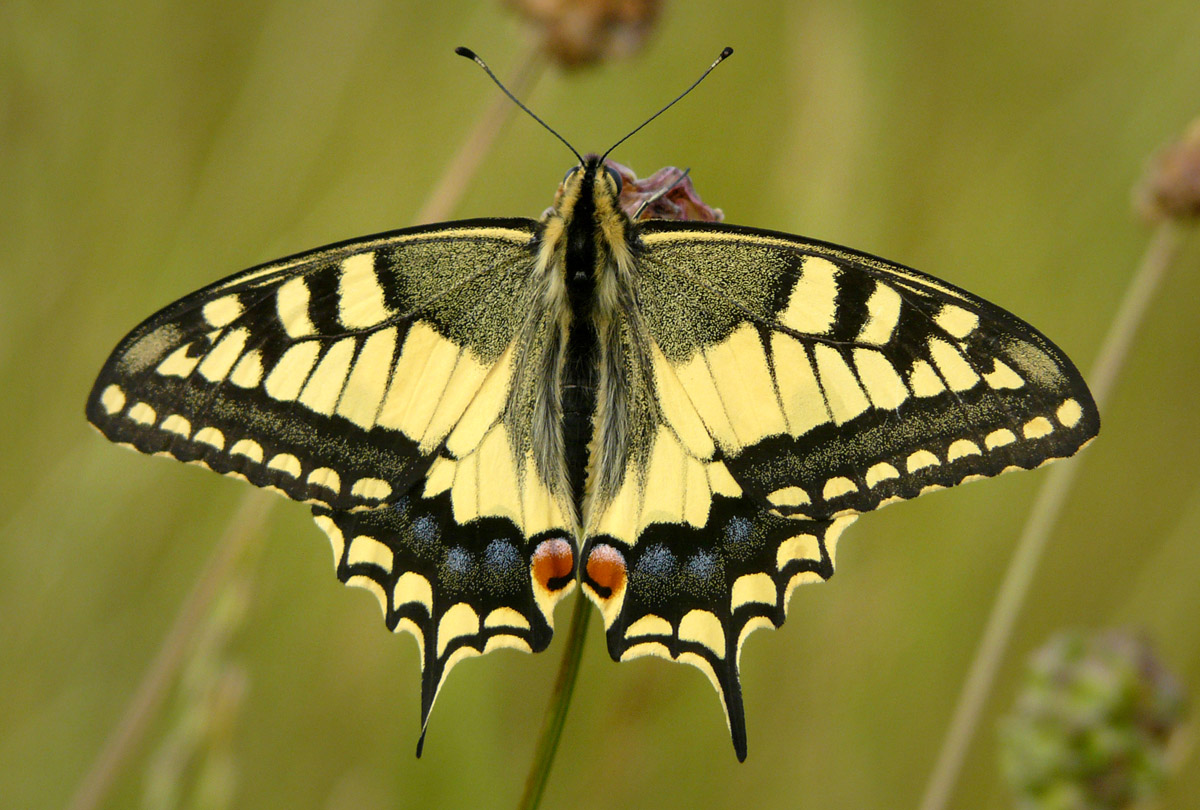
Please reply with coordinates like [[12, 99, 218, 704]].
[[517, 593, 591, 810], [917, 220, 1188, 810]]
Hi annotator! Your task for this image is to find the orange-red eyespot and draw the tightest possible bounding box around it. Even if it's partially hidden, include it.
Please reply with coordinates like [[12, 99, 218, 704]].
[[584, 543, 627, 600], [532, 538, 575, 592]]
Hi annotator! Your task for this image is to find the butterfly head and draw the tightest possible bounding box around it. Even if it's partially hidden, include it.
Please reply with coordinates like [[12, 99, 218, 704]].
[[554, 154, 625, 218], [541, 155, 637, 308]]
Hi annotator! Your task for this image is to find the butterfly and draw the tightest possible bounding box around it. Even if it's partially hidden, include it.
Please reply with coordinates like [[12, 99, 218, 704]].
[[86, 47, 1098, 761]]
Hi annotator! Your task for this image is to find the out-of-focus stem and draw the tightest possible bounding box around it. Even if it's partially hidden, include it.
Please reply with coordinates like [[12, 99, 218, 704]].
[[517, 593, 590, 810], [414, 48, 545, 225], [917, 220, 1187, 810], [65, 492, 272, 810]]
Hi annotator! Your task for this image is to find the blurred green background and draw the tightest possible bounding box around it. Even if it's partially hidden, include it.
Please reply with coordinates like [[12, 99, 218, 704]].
[[3, 1, 1199, 808]]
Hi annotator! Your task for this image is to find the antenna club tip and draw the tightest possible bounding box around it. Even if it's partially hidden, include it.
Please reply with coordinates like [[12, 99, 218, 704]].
[[455, 46, 477, 60], [720, 46, 733, 59]]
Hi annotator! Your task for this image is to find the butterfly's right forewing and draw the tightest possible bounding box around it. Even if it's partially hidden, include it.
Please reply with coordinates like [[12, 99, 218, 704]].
[[579, 220, 1099, 760]]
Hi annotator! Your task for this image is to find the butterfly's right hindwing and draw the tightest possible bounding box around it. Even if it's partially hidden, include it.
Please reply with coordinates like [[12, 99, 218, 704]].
[[313, 489, 575, 746]]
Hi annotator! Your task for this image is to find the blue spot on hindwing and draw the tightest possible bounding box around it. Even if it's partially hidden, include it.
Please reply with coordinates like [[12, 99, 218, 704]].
[[681, 549, 724, 601], [441, 546, 477, 592], [482, 538, 524, 596], [721, 514, 763, 562], [412, 514, 440, 544], [629, 544, 678, 606]]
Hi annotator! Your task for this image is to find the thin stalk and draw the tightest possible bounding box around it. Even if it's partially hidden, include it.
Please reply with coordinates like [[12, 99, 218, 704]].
[[68, 41, 546, 810], [414, 48, 545, 224], [917, 220, 1188, 810], [517, 593, 591, 810], [65, 491, 273, 810]]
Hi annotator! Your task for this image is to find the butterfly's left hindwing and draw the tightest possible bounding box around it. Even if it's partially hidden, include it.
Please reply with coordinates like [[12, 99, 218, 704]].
[[313, 494, 574, 751], [87, 218, 579, 742], [581, 220, 1099, 759]]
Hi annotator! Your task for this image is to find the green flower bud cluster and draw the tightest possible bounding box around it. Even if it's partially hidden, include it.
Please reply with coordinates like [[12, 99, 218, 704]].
[[999, 630, 1185, 810]]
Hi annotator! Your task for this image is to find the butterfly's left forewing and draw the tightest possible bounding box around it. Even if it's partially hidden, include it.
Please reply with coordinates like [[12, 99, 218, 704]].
[[87, 219, 579, 741], [581, 220, 1098, 759], [88, 221, 540, 510]]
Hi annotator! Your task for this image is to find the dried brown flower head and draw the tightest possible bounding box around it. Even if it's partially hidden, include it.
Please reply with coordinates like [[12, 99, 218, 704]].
[[508, 0, 661, 67], [1135, 116, 1200, 223], [607, 159, 723, 222]]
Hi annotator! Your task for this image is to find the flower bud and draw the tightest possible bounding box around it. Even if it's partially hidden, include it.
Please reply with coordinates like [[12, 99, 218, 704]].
[[507, 0, 661, 67], [1135, 116, 1200, 223], [1000, 630, 1185, 810]]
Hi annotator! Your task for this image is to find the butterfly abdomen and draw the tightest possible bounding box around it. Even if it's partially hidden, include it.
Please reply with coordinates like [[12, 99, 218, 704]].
[[559, 163, 605, 520], [562, 319, 599, 519]]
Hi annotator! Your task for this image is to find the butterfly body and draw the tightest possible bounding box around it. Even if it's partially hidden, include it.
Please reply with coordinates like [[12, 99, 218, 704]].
[[529, 155, 619, 524], [88, 153, 1098, 761]]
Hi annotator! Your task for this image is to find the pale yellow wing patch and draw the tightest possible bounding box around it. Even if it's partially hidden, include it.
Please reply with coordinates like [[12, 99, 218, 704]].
[[587, 425, 739, 546]]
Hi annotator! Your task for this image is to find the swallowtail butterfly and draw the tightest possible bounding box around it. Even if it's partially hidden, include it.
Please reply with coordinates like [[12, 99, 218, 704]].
[[87, 47, 1098, 760]]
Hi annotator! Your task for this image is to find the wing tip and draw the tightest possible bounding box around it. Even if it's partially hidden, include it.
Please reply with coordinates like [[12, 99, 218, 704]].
[[417, 666, 439, 758], [732, 728, 748, 762], [725, 671, 749, 762]]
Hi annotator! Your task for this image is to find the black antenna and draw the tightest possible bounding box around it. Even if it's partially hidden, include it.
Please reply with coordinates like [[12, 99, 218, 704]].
[[601, 47, 733, 161], [455, 47, 583, 164]]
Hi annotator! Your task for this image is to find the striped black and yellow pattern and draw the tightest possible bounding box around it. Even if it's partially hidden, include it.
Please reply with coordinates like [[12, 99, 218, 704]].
[[88, 155, 1098, 760]]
